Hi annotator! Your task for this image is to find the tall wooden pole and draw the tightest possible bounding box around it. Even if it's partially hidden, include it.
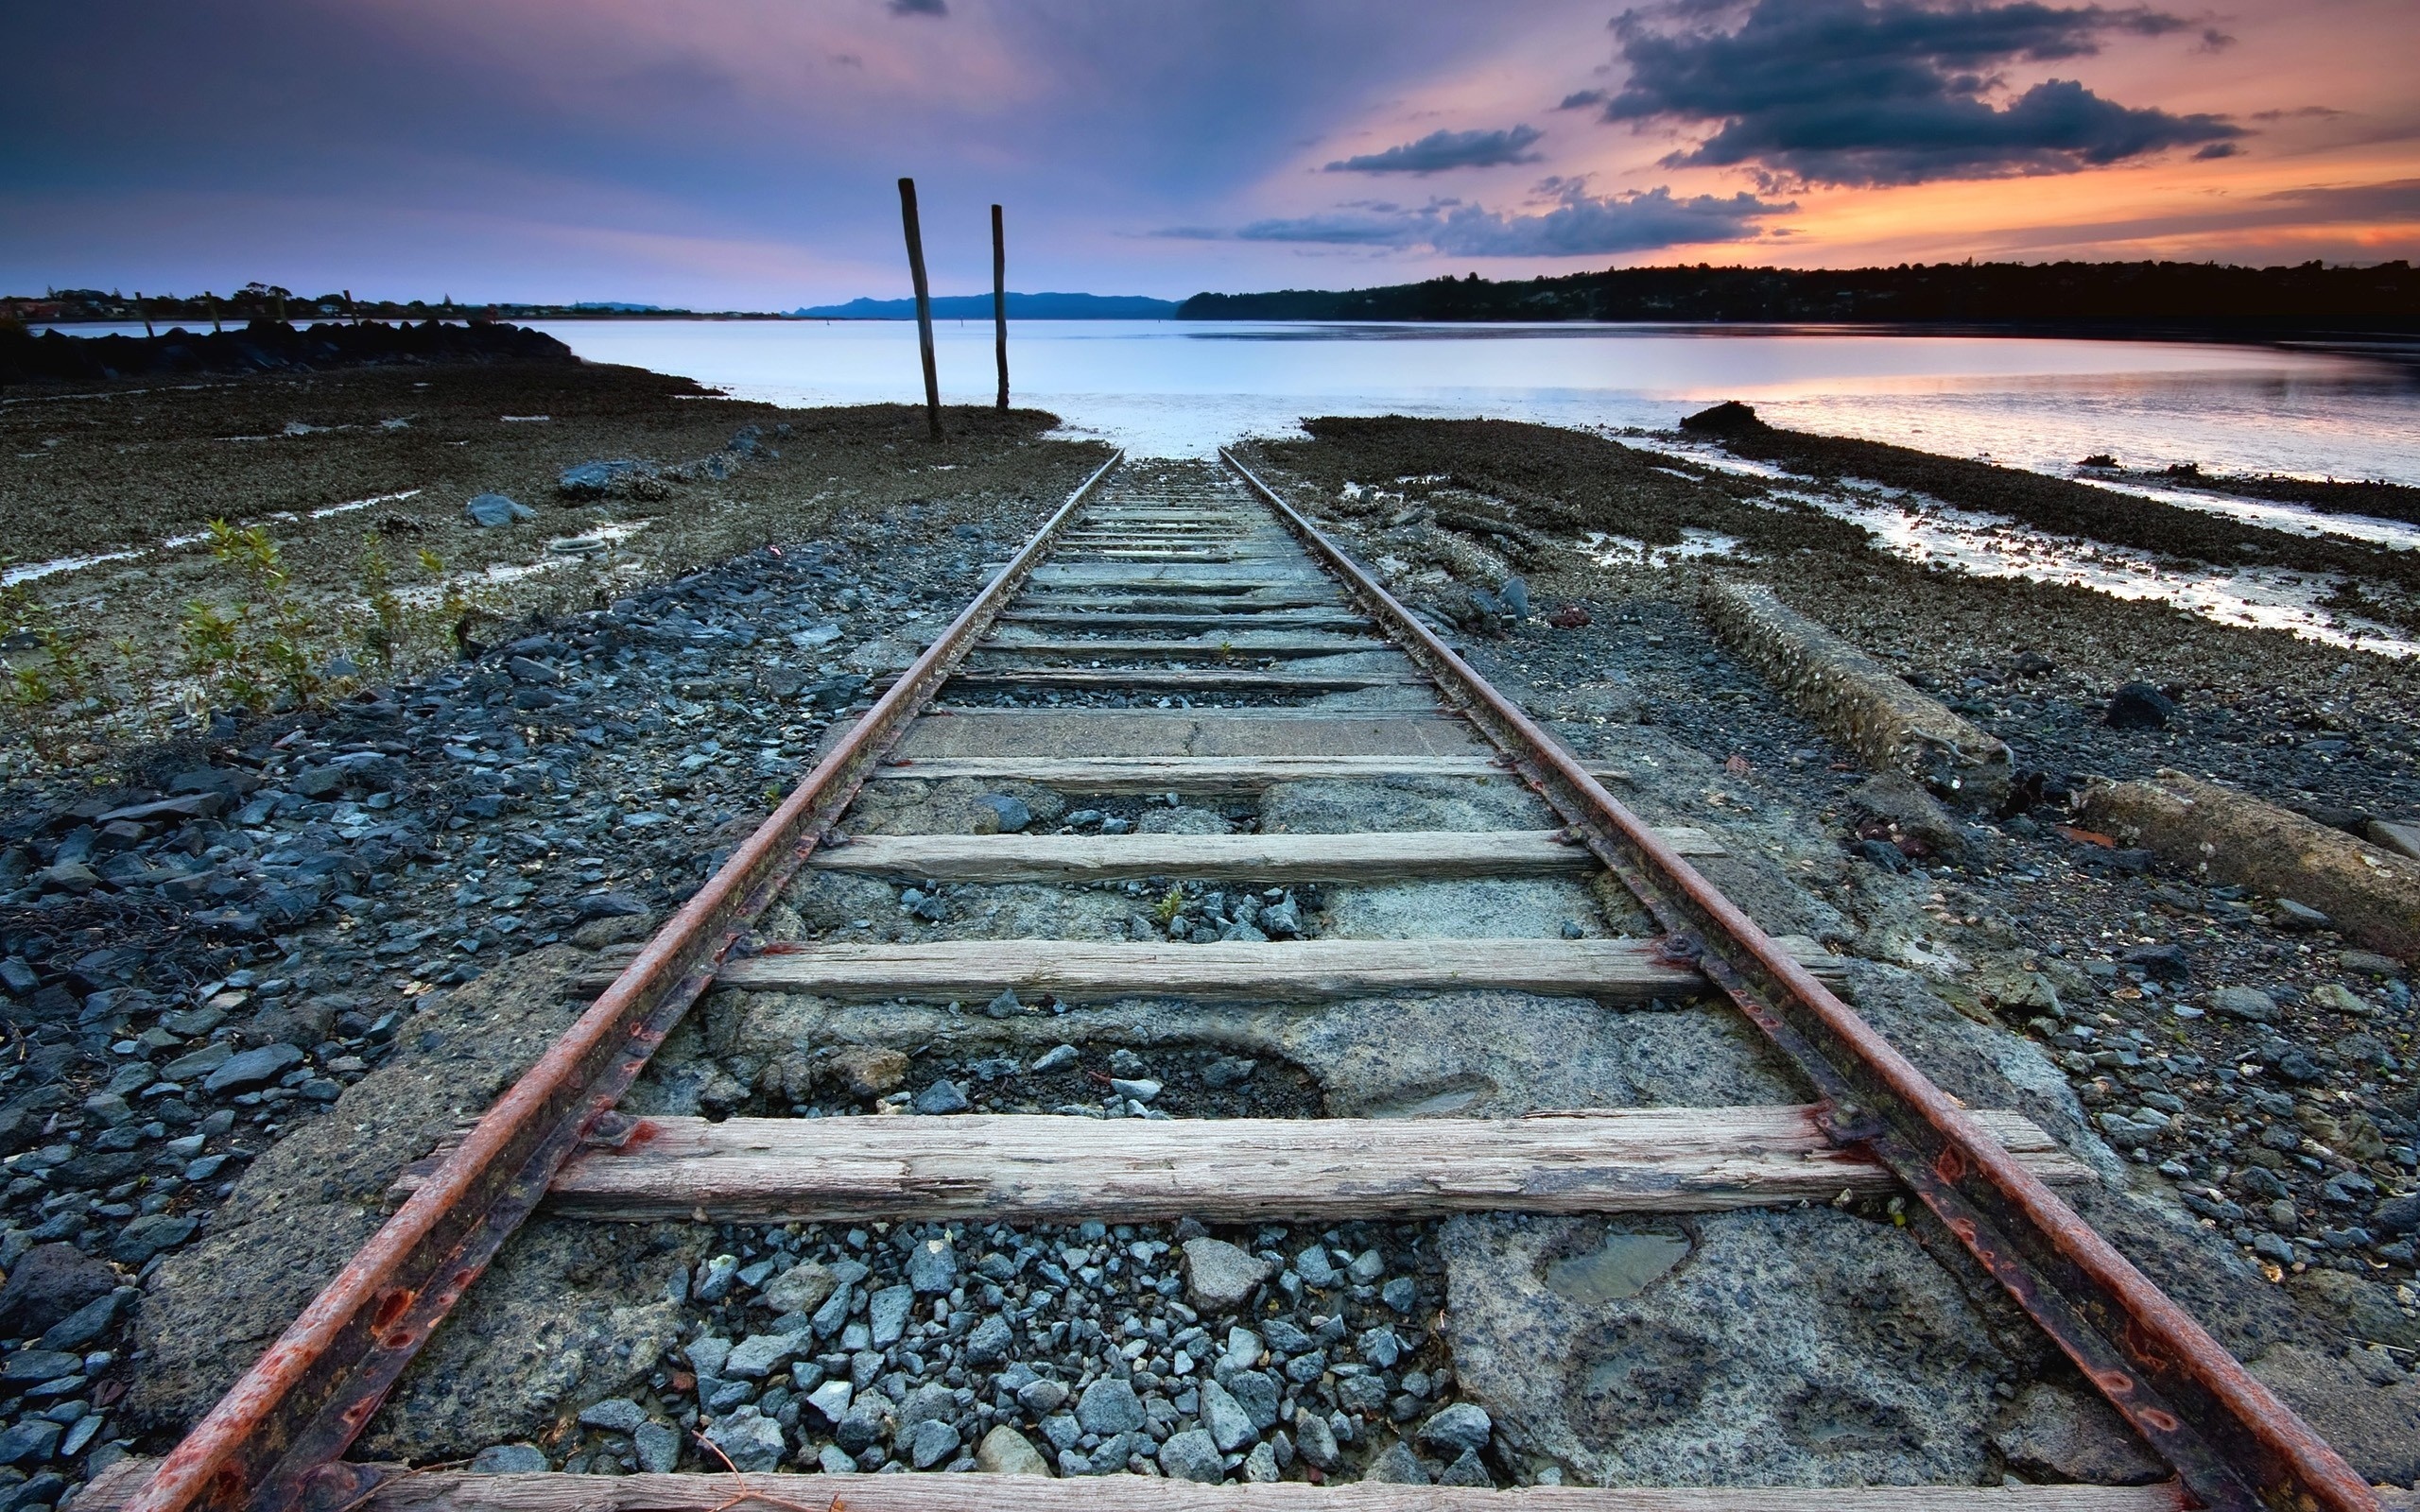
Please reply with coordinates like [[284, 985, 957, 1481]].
[[992, 203, 1009, 410], [897, 177, 943, 440]]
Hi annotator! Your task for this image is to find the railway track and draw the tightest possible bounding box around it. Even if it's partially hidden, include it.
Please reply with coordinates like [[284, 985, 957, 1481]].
[[95, 455, 2377, 1512]]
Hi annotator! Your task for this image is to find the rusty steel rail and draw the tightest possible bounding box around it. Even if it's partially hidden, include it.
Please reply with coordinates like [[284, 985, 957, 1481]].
[[127, 451, 1126, 1512], [1221, 449, 2375, 1512]]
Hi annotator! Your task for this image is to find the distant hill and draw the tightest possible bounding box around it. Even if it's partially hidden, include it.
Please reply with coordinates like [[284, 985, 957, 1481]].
[[1174, 260, 2420, 335], [795, 291, 1176, 319]]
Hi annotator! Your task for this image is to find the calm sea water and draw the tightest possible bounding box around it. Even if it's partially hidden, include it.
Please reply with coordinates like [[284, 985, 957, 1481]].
[[515, 318, 2420, 481]]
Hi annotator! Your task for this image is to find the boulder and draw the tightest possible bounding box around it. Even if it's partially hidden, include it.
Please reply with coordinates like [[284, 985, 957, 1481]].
[[0, 1243, 117, 1336], [463, 493, 535, 528]]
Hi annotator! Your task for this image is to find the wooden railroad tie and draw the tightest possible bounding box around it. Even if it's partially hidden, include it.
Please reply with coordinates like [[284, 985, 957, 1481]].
[[870, 754, 1632, 792], [78, 1459, 2194, 1512], [393, 1105, 2090, 1223], [573, 936, 1846, 1001], [808, 828, 1721, 885]]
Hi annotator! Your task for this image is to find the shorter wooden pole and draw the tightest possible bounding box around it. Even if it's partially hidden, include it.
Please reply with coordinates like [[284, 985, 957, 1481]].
[[136, 292, 154, 338], [897, 177, 943, 440], [993, 203, 1009, 409]]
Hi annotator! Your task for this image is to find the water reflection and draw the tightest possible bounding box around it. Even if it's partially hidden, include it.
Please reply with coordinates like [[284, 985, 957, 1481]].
[[512, 319, 2418, 481]]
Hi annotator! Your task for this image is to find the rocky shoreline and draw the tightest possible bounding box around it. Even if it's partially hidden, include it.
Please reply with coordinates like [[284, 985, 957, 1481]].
[[0, 369, 2412, 1499], [0, 362, 1103, 1508]]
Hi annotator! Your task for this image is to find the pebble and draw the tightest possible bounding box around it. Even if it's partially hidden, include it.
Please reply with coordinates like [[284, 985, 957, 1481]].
[[467, 1444, 547, 1474], [1157, 1428, 1222, 1483], [2208, 986, 2279, 1023], [911, 1080, 970, 1115], [1182, 1237, 1271, 1309], [1075, 1377, 1145, 1435], [606, 1213, 1464, 1486]]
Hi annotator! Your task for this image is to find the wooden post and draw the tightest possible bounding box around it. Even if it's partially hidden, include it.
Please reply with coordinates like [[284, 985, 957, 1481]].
[[897, 177, 943, 440], [992, 203, 1009, 409], [207, 293, 221, 334], [136, 293, 154, 338]]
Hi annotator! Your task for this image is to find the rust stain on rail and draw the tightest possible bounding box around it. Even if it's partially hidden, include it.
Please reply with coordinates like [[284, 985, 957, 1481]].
[[1220, 447, 2376, 1512], [125, 451, 1124, 1512]]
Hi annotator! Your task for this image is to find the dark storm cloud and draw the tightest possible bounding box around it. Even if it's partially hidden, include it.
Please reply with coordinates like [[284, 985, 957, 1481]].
[[1599, 0, 2245, 185], [1324, 125, 1546, 174], [888, 0, 948, 15], [1558, 90, 1610, 110], [1174, 184, 1791, 255]]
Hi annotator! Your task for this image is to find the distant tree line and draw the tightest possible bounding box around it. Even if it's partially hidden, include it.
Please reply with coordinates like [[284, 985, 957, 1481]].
[[1174, 260, 2420, 335], [2, 284, 698, 325]]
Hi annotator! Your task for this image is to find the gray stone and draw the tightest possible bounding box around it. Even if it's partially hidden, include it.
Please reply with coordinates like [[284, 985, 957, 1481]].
[[202, 1042, 305, 1094], [816, 1444, 856, 1475], [686, 1336, 733, 1379], [39, 1289, 131, 1352], [1031, 1043, 1079, 1073], [1365, 1439, 1432, 1484], [576, 1398, 648, 1435], [1293, 1246, 1340, 1288], [1199, 1378, 1254, 1452], [975, 794, 1031, 833], [977, 1424, 1052, 1476], [899, 1382, 957, 1429], [908, 1237, 958, 1294], [1227, 1370, 1280, 1431], [1017, 1378, 1068, 1415], [1040, 1412, 1080, 1452], [0, 1246, 114, 1337], [1419, 1401, 1494, 1456], [912, 1079, 969, 1115], [0, 1419, 61, 1466], [162, 1041, 235, 1082], [633, 1420, 682, 1474], [804, 1379, 854, 1425], [467, 1444, 547, 1474], [704, 1407, 786, 1472], [1359, 1325, 1403, 1368], [869, 1283, 915, 1346], [1292, 1407, 1340, 1469], [761, 1262, 836, 1315], [1242, 1441, 1281, 1482], [810, 1281, 855, 1338], [0, 1351, 80, 1385], [464, 493, 536, 528], [1439, 1447, 1494, 1486], [834, 1403, 889, 1454], [908, 1418, 960, 1469], [1157, 1428, 1223, 1484], [962, 1314, 1013, 1366], [723, 1332, 804, 1380], [2209, 987, 2280, 1023], [1181, 1237, 1270, 1310], [1076, 1376, 1145, 1435], [1380, 1276, 1418, 1313]]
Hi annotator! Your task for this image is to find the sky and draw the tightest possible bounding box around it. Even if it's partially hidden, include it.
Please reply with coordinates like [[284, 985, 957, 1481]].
[[5, 0, 2417, 308]]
